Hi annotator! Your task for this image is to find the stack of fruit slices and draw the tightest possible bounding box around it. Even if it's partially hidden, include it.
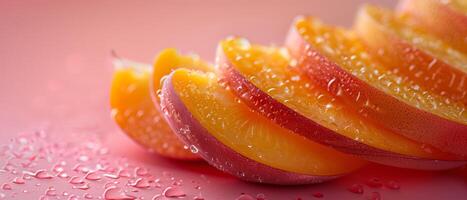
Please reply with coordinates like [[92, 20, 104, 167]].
[[110, 0, 467, 185]]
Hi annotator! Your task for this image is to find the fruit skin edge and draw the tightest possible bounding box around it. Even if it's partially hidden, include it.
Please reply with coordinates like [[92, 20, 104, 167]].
[[285, 18, 467, 157], [217, 41, 467, 170], [159, 71, 340, 185]]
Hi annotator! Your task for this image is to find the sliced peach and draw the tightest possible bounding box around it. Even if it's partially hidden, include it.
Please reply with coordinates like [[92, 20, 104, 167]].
[[398, 0, 467, 53], [286, 16, 467, 156], [160, 68, 366, 184], [354, 5, 467, 104], [152, 48, 213, 106], [218, 37, 466, 170], [110, 58, 198, 160]]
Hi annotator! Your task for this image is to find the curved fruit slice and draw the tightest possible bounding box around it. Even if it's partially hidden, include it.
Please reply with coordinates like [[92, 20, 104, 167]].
[[152, 48, 213, 106], [110, 58, 198, 160], [398, 0, 467, 54], [354, 5, 467, 104], [286, 16, 467, 156], [218, 37, 466, 170], [160, 68, 366, 184]]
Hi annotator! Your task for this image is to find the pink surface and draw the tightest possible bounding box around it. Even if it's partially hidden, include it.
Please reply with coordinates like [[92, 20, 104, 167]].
[[0, 0, 465, 199]]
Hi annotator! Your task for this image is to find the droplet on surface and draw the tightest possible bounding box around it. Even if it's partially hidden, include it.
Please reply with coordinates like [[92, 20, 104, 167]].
[[385, 180, 400, 190], [135, 167, 149, 177], [103, 186, 136, 200], [85, 171, 101, 181], [12, 177, 25, 184], [366, 191, 381, 200], [366, 177, 382, 188], [256, 193, 266, 200], [235, 194, 255, 200], [347, 183, 364, 194], [69, 176, 84, 184], [1, 184, 12, 190], [312, 192, 323, 198], [34, 169, 53, 179], [162, 186, 186, 198], [73, 182, 90, 190], [45, 187, 57, 196], [129, 178, 150, 189]]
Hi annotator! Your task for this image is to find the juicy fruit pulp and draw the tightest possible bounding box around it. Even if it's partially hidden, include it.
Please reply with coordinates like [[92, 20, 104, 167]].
[[355, 5, 467, 105], [398, 0, 467, 54], [287, 16, 467, 156], [163, 68, 366, 176], [152, 48, 213, 105], [218, 38, 459, 163], [110, 59, 198, 159]]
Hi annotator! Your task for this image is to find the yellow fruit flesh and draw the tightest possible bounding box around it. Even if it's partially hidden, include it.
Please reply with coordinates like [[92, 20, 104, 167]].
[[152, 49, 213, 104], [364, 5, 466, 74], [110, 60, 197, 159], [220, 38, 453, 159], [171, 69, 366, 175], [296, 17, 467, 125]]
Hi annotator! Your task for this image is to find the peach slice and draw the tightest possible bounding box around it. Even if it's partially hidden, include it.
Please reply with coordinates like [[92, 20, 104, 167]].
[[286, 16, 467, 156], [110, 58, 198, 160], [160, 68, 366, 184], [398, 0, 467, 54], [354, 5, 467, 104], [218, 37, 466, 170], [152, 48, 213, 106]]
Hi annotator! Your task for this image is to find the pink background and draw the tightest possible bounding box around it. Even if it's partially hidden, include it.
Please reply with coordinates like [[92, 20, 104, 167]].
[[0, 0, 465, 199]]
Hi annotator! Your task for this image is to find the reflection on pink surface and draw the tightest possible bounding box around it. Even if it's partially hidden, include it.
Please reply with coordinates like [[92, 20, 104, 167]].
[[0, 0, 466, 199]]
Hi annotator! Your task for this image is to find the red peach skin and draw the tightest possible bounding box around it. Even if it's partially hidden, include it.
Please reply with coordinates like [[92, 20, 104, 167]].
[[285, 18, 467, 157], [218, 46, 467, 170], [160, 72, 340, 185]]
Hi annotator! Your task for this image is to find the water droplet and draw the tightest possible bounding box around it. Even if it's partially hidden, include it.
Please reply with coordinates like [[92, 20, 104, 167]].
[[129, 178, 150, 189], [366, 191, 381, 200], [33, 169, 53, 179], [69, 176, 84, 184], [256, 193, 266, 200], [193, 195, 205, 200], [135, 167, 149, 177], [73, 182, 90, 190], [12, 177, 25, 184], [68, 195, 79, 200], [312, 192, 323, 198], [235, 194, 255, 200], [385, 180, 400, 190], [103, 186, 136, 200], [58, 171, 70, 178], [189, 145, 198, 154], [347, 184, 364, 194], [118, 169, 131, 178], [85, 171, 101, 181], [84, 193, 93, 199], [45, 187, 57, 196], [365, 177, 382, 188], [162, 186, 186, 198], [1, 184, 12, 190], [78, 155, 90, 162]]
